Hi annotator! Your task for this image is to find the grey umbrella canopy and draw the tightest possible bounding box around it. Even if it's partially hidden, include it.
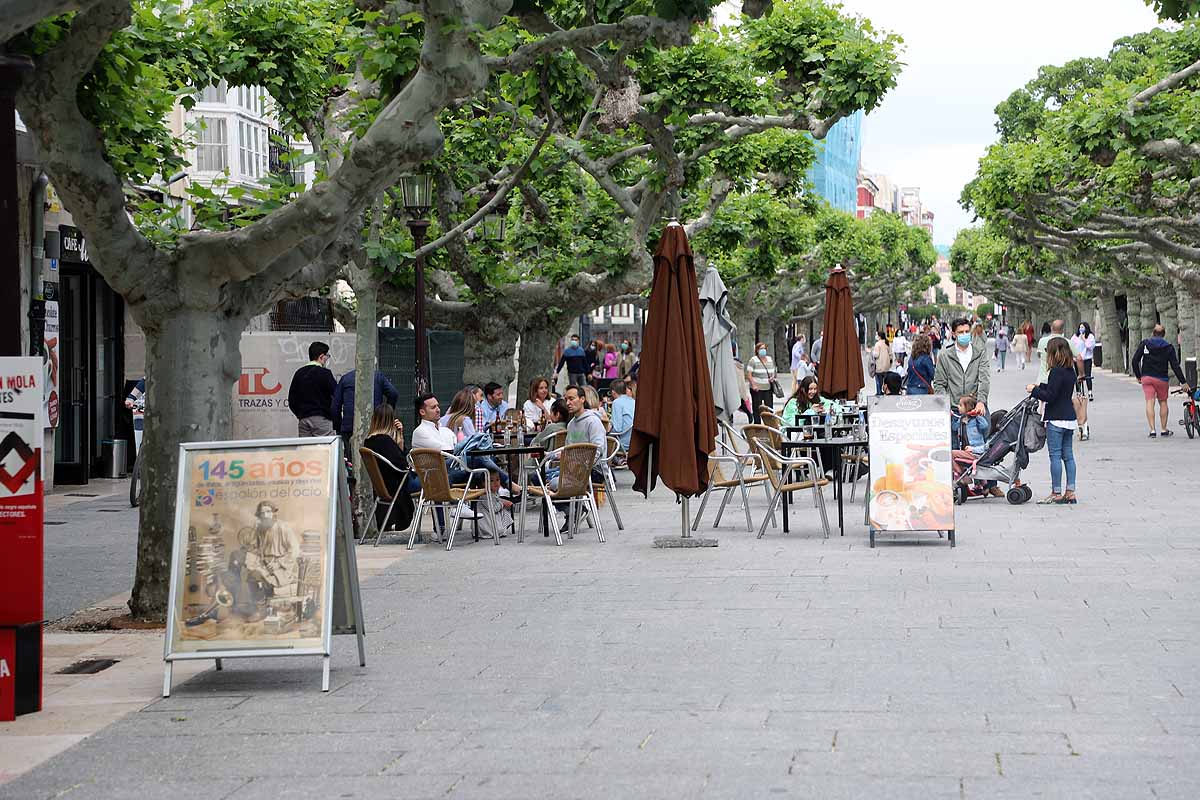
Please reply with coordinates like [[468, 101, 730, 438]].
[[699, 266, 741, 423]]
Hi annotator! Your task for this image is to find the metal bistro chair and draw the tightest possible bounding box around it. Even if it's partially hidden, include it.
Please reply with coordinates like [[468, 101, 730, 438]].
[[591, 436, 626, 531], [358, 447, 413, 547], [521, 443, 603, 546], [407, 448, 500, 551], [744, 425, 831, 539], [690, 446, 775, 533]]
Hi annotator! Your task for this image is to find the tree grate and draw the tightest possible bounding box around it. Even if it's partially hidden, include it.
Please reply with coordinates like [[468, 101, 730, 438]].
[[56, 658, 120, 675]]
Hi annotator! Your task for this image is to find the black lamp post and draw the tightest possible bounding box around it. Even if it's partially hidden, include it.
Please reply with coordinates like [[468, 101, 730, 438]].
[[400, 173, 433, 395]]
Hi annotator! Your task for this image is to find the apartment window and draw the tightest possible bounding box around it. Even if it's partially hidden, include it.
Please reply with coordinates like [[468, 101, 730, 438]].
[[198, 81, 227, 103], [236, 85, 267, 117], [238, 119, 267, 179], [195, 117, 227, 172]]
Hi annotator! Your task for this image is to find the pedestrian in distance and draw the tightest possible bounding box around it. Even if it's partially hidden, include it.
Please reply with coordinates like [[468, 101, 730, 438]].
[[1011, 328, 1029, 370], [745, 342, 777, 423], [1027, 338, 1080, 504], [1132, 323, 1191, 438], [905, 334, 935, 395], [555, 335, 589, 388], [996, 328, 1009, 372], [1072, 322, 1097, 400], [289, 341, 337, 437], [870, 330, 893, 395]]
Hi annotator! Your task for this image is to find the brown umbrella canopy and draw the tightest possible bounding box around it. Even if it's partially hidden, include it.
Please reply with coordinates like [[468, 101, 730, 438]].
[[628, 224, 717, 498], [816, 266, 865, 401]]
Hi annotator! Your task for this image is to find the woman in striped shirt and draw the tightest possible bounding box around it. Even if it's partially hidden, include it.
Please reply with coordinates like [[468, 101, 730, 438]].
[[745, 342, 777, 423]]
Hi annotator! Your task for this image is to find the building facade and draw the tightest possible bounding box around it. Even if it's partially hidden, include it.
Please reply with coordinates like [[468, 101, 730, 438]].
[[806, 111, 863, 214]]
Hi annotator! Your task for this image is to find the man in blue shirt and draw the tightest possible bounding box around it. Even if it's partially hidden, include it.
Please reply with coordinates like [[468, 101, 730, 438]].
[[331, 368, 400, 445], [480, 382, 510, 426], [609, 379, 635, 450]]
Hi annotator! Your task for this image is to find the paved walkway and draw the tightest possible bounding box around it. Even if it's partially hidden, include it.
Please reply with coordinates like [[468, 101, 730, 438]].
[[4, 363, 1199, 799]]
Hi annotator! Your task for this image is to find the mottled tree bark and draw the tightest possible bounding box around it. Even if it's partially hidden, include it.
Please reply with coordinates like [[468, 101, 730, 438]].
[[1097, 290, 1123, 373], [517, 323, 562, 402]]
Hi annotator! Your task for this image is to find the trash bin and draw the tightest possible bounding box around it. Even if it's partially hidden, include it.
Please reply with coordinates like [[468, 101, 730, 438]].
[[1093, 342, 1103, 368], [100, 439, 127, 479]]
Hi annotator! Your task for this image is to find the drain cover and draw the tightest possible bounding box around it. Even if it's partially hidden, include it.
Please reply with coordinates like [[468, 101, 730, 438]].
[[98, 509, 125, 513], [45, 521, 66, 526], [57, 658, 120, 675], [64, 493, 100, 497]]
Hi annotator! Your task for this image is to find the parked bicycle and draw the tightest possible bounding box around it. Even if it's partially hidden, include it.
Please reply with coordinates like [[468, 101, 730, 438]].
[[1176, 386, 1199, 440]]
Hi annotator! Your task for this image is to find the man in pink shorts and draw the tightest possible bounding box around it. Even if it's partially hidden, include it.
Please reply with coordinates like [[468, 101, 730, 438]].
[[1132, 324, 1191, 438]]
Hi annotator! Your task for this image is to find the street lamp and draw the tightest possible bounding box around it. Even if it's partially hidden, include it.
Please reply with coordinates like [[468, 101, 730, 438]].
[[399, 173, 433, 395], [479, 186, 509, 242]]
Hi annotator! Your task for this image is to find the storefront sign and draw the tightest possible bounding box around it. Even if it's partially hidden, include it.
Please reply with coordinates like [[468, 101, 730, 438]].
[[233, 333, 355, 440], [163, 437, 364, 694], [0, 358, 45, 720], [58, 225, 89, 264], [867, 395, 954, 542]]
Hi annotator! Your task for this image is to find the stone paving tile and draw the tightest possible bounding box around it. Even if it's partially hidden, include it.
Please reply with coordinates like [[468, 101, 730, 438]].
[[4, 364, 1200, 798]]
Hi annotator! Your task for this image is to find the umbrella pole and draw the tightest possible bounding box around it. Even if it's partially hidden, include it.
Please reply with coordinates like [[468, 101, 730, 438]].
[[681, 495, 690, 538]]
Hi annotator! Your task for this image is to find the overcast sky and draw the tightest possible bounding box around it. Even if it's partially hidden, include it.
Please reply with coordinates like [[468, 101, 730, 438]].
[[837, 0, 1165, 245]]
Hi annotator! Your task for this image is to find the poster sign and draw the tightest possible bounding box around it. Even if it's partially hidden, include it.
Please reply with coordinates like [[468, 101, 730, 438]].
[[163, 436, 364, 693], [43, 300, 59, 429], [867, 395, 954, 545], [0, 358, 44, 721], [233, 333, 355, 440]]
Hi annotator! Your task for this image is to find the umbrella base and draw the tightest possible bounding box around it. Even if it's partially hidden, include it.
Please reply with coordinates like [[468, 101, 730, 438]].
[[653, 536, 718, 548]]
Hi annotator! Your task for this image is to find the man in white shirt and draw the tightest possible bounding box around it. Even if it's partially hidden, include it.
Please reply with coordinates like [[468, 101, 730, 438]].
[[411, 393, 455, 451]]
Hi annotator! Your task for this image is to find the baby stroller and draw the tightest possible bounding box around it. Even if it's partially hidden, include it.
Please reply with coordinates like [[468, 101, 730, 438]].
[[953, 396, 1046, 505]]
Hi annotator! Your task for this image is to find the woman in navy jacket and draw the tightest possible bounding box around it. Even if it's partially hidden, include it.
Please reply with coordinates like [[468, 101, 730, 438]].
[[905, 334, 936, 395], [1027, 338, 1078, 504]]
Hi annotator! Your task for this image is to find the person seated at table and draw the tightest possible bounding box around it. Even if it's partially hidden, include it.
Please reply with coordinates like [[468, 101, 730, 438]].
[[522, 376, 553, 425], [480, 382, 510, 427], [882, 372, 903, 396], [363, 403, 416, 532], [583, 384, 610, 427], [440, 388, 479, 442], [782, 376, 830, 426], [608, 379, 635, 451], [544, 386, 607, 491], [473, 472, 514, 539], [532, 399, 569, 447]]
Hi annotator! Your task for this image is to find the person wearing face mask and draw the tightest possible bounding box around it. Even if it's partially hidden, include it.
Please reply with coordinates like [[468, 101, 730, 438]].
[[745, 342, 777, 423], [617, 339, 636, 380], [289, 341, 338, 437], [554, 335, 589, 388], [1071, 322, 1096, 400], [932, 318, 991, 450]]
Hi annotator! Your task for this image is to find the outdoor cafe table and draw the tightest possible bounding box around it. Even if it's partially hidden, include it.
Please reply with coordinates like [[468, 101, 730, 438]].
[[465, 444, 548, 535], [780, 433, 867, 537]]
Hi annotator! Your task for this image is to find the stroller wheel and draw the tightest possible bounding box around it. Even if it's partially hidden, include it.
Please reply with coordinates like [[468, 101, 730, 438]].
[[1021, 486, 1034, 503], [954, 485, 969, 506], [1007, 487, 1027, 505]]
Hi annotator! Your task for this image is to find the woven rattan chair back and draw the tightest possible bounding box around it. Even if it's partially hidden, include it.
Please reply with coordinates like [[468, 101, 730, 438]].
[[409, 448, 455, 501], [359, 447, 395, 501], [556, 443, 598, 498], [707, 453, 729, 484], [743, 424, 783, 489], [761, 410, 783, 431], [545, 429, 568, 451]]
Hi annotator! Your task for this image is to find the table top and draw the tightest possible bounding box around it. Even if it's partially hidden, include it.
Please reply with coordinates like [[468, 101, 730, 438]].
[[466, 445, 546, 457], [781, 436, 867, 448]]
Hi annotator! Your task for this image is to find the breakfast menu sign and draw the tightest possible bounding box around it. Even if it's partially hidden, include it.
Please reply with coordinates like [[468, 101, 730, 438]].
[[867, 395, 954, 538]]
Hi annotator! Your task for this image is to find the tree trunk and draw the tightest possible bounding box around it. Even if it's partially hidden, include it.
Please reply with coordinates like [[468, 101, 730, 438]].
[[728, 297, 756, 364], [1176, 284, 1197, 365], [1139, 291, 1158, 349], [1158, 285, 1179, 359], [351, 271, 378, 524], [462, 323, 518, 392], [517, 323, 562, 401], [771, 315, 788, 368], [129, 309, 246, 619], [1097, 290, 1123, 373]]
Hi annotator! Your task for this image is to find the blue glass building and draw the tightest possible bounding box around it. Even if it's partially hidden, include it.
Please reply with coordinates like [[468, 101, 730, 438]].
[[806, 111, 863, 214]]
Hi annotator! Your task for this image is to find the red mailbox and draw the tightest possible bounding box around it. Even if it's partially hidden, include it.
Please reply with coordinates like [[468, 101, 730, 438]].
[[0, 357, 45, 721]]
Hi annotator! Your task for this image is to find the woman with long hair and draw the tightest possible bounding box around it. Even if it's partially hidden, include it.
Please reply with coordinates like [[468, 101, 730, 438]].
[[363, 403, 415, 532], [1028, 338, 1079, 505], [906, 334, 935, 395], [523, 376, 552, 425], [1072, 321, 1096, 400], [617, 339, 636, 380], [441, 388, 477, 442], [782, 376, 821, 426]]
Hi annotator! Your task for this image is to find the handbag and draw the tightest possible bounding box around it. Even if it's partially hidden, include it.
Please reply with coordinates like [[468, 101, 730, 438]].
[[770, 379, 784, 398], [868, 356, 877, 378]]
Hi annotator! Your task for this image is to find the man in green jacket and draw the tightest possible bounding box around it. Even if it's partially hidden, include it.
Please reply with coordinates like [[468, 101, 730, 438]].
[[933, 318, 993, 482]]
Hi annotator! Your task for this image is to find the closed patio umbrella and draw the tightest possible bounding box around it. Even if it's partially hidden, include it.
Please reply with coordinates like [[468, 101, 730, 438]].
[[629, 223, 717, 512], [699, 266, 741, 423], [816, 266, 865, 401]]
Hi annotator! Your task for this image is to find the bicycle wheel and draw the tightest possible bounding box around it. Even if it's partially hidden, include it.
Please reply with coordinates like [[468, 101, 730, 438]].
[[1186, 406, 1197, 439], [129, 453, 141, 508]]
